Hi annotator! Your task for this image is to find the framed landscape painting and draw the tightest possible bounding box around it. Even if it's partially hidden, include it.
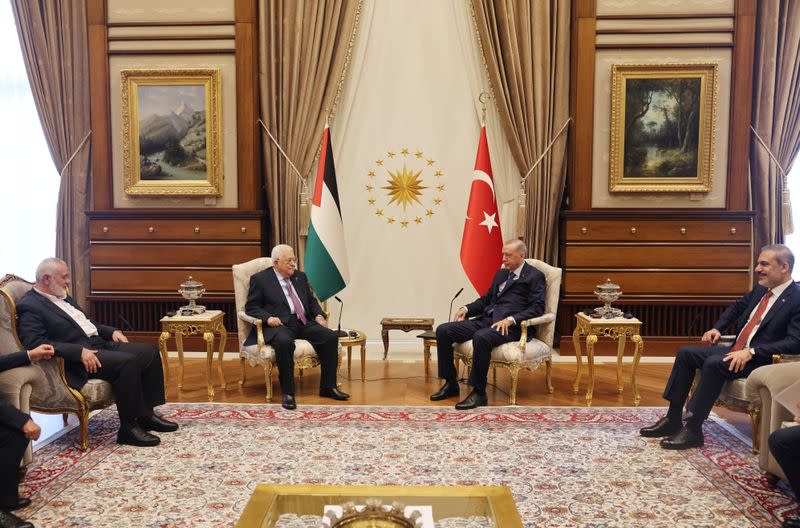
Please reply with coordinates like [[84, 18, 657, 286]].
[[609, 63, 718, 193], [121, 68, 222, 196]]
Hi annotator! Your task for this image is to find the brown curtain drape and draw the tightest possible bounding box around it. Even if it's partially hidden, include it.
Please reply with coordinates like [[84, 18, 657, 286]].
[[259, 0, 361, 259], [11, 0, 91, 304], [750, 0, 800, 250], [470, 0, 570, 264]]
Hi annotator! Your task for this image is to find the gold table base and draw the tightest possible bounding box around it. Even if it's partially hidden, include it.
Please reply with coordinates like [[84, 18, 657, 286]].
[[339, 329, 367, 382], [159, 310, 235, 401], [571, 312, 644, 406]]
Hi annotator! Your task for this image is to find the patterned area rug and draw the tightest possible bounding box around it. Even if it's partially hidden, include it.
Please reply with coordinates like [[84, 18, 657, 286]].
[[17, 404, 800, 527]]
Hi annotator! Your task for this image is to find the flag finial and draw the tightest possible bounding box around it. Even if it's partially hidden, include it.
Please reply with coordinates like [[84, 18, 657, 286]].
[[478, 92, 490, 126]]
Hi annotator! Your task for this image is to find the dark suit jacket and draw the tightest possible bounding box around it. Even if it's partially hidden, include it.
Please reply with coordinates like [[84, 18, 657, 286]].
[[0, 351, 32, 430], [244, 268, 326, 345], [713, 282, 800, 363], [16, 289, 117, 388], [464, 262, 546, 326]]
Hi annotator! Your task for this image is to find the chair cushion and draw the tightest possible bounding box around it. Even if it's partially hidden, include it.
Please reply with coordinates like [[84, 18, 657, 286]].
[[80, 378, 114, 404], [242, 339, 316, 366], [718, 378, 751, 411], [455, 338, 551, 363]]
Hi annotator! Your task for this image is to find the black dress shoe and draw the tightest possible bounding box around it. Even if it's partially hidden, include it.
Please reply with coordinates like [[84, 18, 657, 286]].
[[659, 427, 704, 450], [455, 389, 488, 410], [138, 414, 179, 433], [640, 416, 682, 438], [319, 387, 350, 400], [0, 509, 34, 528], [783, 515, 800, 528], [117, 425, 160, 447], [8, 498, 31, 511], [430, 381, 460, 401], [282, 394, 297, 410]]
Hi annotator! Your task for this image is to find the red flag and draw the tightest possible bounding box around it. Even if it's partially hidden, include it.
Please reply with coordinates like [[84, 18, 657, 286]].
[[460, 126, 503, 294]]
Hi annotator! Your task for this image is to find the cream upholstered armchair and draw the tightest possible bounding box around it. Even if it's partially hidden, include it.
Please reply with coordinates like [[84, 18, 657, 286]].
[[0, 274, 114, 451], [453, 259, 561, 404], [232, 257, 337, 402], [745, 359, 800, 483], [0, 275, 47, 466]]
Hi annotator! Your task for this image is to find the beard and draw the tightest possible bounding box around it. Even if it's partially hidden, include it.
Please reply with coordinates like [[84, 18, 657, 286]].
[[50, 284, 67, 298]]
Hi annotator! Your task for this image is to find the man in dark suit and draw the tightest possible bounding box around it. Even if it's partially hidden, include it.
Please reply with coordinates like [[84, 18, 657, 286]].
[[641, 244, 800, 449], [244, 244, 348, 410], [769, 403, 800, 528], [0, 344, 54, 528], [431, 239, 546, 410], [16, 258, 177, 448]]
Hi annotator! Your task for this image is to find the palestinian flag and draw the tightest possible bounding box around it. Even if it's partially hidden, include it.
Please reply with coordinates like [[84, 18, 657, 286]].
[[304, 125, 350, 301]]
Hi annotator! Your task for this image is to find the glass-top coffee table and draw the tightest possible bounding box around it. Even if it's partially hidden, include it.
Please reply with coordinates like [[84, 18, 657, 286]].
[[236, 484, 522, 527]]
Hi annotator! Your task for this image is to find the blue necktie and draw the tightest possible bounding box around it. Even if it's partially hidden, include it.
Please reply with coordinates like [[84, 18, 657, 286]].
[[500, 272, 515, 293]]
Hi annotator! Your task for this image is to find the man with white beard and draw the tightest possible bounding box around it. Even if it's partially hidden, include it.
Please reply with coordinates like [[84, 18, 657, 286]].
[[16, 258, 176, 447]]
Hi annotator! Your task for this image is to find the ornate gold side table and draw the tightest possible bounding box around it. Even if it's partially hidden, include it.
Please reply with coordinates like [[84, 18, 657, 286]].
[[159, 310, 227, 401], [339, 330, 367, 382], [571, 312, 644, 406], [380, 317, 434, 360]]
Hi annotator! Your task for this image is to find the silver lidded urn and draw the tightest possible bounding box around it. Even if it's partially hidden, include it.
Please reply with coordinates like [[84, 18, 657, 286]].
[[178, 276, 206, 314], [594, 278, 624, 319]]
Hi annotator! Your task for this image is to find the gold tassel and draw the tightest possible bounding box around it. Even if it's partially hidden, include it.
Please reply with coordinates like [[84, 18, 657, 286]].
[[299, 187, 310, 236], [783, 186, 794, 236], [515, 182, 526, 238]]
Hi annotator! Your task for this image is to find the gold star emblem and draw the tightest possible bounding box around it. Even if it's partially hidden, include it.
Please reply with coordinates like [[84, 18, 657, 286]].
[[415, 217, 423, 224], [368, 170, 376, 177], [415, 151, 423, 158], [437, 184, 445, 192], [400, 220, 409, 228], [401, 148, 409, 156], [387, 217, 395, 224], [368, 199, 375, 205], [434, 197, 442, 205], [382, 163, 427, 211], [426, 209, 434, 217], [426, 158, 435, 166], [376, 159, 383, 166], [365, 184, 373, 191], [434, 170, 442, 177], [376, 209, 383, 216], [387, 151, 396, 158]]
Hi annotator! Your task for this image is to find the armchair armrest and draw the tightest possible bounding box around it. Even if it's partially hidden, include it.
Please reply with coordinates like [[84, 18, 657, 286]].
[[519, 313, 556, 346], [237, 311, 265, 347]]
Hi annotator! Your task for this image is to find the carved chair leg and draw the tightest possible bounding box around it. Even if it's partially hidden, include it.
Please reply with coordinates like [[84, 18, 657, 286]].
[[239, 357, 246, 387], [508, 366, 520, 405], [545, 359, 554, 394], [493, 366, 497, 386], [748, 407, 761, 454], [78, 410, 89, 451], [62, 413, 69, 426], [264, 363, 273, 403]]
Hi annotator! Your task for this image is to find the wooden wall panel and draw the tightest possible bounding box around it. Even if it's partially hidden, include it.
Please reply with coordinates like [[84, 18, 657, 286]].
[[90, 219, 261, 240], [564, 245, 750, 268], [726, 0, 756, 210], [90, 244, 261, 266], [91, 269, 234, 293], [563, 270, 750, 296], [235, 0, 259, 210], [569, 0, 596, 210]]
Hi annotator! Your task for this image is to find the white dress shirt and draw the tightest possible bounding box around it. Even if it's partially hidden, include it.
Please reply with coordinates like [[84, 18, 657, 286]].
[[34, 287, 99, 337], [744, 278, 793, 349]]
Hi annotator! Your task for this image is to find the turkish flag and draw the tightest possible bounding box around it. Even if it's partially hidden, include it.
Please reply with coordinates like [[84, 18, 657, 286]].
[[460, 126, 503, 294]]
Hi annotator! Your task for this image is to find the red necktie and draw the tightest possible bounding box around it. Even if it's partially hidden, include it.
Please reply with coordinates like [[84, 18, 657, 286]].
[[731, 290, 772, 351], [284, 278, 308, 325]]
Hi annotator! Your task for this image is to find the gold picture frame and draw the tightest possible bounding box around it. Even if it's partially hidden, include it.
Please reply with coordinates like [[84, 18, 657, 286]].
[[609, 63, 717, 193], [121, 68, 222, 196]]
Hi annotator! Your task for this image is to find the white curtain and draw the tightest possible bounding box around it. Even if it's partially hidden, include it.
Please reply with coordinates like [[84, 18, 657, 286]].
[[0, 2, 58, 277], [320, 0, 518, 349]]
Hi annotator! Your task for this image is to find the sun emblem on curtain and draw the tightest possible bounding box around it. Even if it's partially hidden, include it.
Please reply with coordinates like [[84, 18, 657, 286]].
[[365, 147, 445, 228]]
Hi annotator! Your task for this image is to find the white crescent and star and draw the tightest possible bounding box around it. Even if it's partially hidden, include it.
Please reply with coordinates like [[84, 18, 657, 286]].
[[465, 169, 499, 234]]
